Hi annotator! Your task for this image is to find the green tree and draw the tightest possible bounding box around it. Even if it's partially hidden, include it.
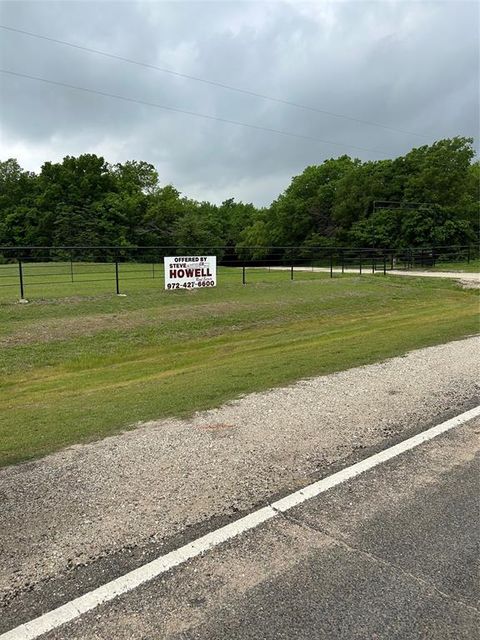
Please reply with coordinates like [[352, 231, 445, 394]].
[[111, 160, 159, 195], [173, 201, 224, 252], [0, 159, 38, 245], [218, 198, 257, 248], [143, 185, 186, 247], [1, 139, 477, 258], [236, 214, 271, 260]]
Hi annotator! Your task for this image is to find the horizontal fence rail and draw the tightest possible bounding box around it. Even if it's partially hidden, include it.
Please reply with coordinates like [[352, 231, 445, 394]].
[[0, 244, 478, 301]]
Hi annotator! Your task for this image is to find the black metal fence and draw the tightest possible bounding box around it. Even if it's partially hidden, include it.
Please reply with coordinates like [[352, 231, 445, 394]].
[[0, 244, 477, 300]]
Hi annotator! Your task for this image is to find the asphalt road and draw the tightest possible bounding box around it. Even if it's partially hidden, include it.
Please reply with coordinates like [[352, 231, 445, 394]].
[[6, 415, 476, 640]]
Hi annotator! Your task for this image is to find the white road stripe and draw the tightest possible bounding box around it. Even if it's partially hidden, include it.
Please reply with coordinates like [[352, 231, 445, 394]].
[[2, 405, 479, 640]]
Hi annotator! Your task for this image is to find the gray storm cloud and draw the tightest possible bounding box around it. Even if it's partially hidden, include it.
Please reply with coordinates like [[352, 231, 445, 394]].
[[0, 0, 478, 205]]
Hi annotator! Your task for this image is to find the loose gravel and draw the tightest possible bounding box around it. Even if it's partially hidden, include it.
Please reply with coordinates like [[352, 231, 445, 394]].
[[0, 336, 479, 601], [270, 266, 480, 282]]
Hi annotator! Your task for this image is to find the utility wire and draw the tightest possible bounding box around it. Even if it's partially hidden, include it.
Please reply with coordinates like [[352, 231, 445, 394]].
[[0, 68, 391, 155], [0, 23, 428, 139]]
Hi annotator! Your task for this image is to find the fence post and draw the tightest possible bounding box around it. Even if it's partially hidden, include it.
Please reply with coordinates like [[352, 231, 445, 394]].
[[70, 251, 74, 282], [18, 259, 25, 300], [341, 250, 345, 274], [291, 263, 294, 280], [359, 254, 362, 275], [242, 264, 246, 285], [383, 253, 387, 275], [372, 256, 375, 274], [152, 262, 155, 279], [115, 261, 120, 294], [330, 253, 333, 278]]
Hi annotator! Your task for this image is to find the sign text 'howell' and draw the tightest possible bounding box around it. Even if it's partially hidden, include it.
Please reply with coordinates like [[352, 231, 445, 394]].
[[164, 256, 217, 289]]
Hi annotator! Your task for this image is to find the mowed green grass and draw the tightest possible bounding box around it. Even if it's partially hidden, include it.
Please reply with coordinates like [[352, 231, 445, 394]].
[[0, 264, 478, 466]]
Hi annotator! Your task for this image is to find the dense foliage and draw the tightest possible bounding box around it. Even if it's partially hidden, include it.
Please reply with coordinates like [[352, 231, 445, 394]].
[[0, 137, 478, 259]]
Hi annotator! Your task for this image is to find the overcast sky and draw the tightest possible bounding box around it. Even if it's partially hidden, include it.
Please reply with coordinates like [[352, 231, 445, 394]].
[[0, 1, 478, 205]]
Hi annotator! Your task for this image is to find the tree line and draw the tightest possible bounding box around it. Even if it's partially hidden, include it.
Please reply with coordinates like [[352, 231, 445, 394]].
[[0, 137, 478, 260]]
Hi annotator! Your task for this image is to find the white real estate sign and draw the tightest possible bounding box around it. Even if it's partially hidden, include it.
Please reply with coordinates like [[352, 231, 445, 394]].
[[164, 256, 217, 290]]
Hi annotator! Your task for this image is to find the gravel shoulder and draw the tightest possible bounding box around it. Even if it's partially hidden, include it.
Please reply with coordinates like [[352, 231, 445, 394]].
[[0, 336, 479, 603], [388, 269, 480, 283]]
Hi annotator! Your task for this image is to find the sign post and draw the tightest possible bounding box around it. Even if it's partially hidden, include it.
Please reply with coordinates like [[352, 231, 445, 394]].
[[164, 256, 217, 290]]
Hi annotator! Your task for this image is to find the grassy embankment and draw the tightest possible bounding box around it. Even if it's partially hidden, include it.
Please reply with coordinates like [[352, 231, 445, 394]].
[[0, 264, 478, 466]]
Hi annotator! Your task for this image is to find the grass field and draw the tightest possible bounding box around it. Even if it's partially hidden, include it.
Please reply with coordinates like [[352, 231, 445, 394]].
[[0, 265, 478, 466]]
